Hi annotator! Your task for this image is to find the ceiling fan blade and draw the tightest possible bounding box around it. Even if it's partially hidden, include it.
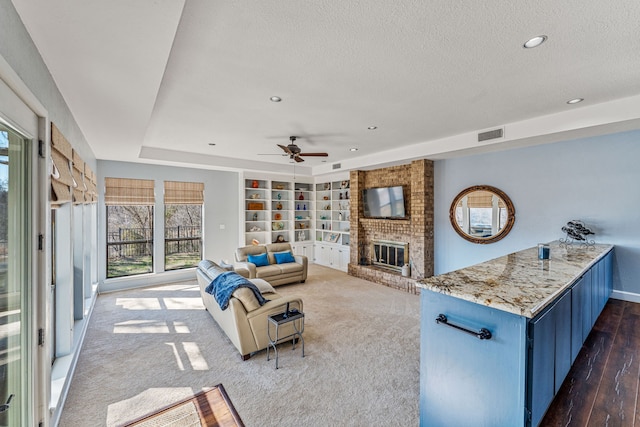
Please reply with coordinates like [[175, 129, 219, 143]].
[[299, 152, 328, 157], [277, 144, 293, 155], [294, 155, 305, 163]]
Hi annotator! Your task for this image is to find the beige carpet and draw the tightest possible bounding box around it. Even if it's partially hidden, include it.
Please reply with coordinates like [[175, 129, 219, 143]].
[[59, 265, 420, 426]]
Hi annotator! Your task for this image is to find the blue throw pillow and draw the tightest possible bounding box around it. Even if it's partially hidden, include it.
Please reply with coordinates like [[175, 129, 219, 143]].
[[274, 251, 295, 264], [248, 253, 269, 267]]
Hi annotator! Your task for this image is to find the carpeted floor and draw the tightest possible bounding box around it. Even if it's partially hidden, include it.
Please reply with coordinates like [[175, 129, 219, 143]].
[[58, 265, 420, 426]]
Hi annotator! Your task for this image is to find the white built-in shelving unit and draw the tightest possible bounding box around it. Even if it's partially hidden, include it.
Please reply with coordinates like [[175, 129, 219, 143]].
[[241, 174, 349, 271]]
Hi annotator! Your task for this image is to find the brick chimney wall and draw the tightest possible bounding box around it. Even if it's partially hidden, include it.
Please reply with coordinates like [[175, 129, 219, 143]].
[[348, 159, 434, 293]]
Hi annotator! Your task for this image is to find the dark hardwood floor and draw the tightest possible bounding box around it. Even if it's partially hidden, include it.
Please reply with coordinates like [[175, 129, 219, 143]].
[[541, 299, 640, 426]]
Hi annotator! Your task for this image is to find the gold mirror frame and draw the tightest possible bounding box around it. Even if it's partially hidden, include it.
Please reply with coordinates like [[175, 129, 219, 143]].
[[449, 185, 515, 244]]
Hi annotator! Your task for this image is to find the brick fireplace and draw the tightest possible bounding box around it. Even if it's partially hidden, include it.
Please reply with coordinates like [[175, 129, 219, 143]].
[[348, 159, 434, 294]]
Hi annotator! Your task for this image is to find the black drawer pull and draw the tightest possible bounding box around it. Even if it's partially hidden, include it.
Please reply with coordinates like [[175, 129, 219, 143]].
[[436, 314, 492, 340]]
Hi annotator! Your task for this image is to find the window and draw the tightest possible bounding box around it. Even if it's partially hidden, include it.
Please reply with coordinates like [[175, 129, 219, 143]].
[[164, 181, 203, 270], [105, 178, 155, 278]]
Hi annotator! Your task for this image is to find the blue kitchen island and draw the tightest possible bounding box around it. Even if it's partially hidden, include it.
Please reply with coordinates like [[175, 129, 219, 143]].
[[417, 242, 613, 427]]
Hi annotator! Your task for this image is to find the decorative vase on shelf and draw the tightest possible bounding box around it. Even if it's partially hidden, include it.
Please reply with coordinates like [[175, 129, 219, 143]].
[[276, 201, 283, 210], [252, 212, 258, 221], [338, 212, 343, 221], [299, 192, 304, 200], [277, 193, 281, 200], [251, 180, 259, 188]]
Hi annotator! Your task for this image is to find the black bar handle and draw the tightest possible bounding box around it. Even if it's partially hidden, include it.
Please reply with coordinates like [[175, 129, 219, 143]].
[[435, 314, 492, 340]]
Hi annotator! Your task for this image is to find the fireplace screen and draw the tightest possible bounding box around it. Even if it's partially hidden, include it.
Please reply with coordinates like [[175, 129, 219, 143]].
[[371, 240, 409, 272]]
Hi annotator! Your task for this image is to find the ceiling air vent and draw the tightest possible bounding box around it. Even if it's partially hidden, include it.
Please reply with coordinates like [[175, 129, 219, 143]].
[[332, 163, 342, 170], [477, 128, 504, 142]]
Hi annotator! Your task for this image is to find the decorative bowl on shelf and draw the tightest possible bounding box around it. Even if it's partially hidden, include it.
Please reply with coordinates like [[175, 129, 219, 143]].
[[274, 213, 282, 220]]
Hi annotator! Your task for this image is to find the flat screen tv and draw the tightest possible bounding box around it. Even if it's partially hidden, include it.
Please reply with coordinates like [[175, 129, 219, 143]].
[[362, 186, 407, 219]]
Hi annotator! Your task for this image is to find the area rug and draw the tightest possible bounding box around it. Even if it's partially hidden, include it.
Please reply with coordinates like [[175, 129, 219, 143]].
[[122, 385, 244, 427]]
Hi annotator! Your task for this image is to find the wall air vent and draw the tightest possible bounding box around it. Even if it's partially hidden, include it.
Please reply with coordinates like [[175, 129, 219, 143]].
[[477, 128, 504, 142], [332, 163, 342, 170]]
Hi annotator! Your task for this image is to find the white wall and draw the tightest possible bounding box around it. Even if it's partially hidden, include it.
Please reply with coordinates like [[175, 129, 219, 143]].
[[98, 160, 239, 290], [434, 129, 640, 296]]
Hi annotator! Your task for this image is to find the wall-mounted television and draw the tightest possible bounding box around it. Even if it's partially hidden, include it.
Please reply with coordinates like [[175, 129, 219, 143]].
[[362, 186, 407, 219]]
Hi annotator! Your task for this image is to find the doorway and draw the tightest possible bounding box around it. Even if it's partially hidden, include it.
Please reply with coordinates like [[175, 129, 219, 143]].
[[0, 122, 33, 426]]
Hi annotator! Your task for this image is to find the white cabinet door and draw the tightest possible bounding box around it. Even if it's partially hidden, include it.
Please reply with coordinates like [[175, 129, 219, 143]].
[[292, 243, 314, 262], [315, 244, 330, 266], [330, 246, 350, 272]]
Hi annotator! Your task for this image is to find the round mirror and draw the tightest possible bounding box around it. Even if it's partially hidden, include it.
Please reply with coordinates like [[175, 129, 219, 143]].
[[449, 185, 515, 244]]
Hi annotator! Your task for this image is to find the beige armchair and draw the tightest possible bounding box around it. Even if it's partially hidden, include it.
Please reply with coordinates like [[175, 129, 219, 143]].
[[234, 243, 307, 286]]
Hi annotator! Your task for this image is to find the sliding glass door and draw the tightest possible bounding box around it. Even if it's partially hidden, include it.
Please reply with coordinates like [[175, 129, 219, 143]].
[[0, 122, 33, 426]]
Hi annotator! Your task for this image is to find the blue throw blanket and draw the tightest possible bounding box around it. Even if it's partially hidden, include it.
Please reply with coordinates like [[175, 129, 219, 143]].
[[205, 271, 269, 310]]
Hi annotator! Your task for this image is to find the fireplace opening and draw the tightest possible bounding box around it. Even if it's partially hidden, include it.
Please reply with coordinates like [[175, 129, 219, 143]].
[[371, 240, 409, 272]]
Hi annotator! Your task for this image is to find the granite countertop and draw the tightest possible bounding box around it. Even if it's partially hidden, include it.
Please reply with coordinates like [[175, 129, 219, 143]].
[[417, 241, 613, 318]]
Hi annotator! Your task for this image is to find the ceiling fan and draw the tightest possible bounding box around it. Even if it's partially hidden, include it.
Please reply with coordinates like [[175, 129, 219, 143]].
[[277, 136, 328, 163]]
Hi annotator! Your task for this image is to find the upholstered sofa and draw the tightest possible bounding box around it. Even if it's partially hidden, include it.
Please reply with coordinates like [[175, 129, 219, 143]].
[[234, 242, 307, 286], [196, 259, 303, 360]]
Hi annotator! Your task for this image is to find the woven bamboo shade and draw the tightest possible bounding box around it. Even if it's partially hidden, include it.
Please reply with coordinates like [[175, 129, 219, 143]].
[[84, 164, 98, 203], [72, 150, 86, 204], [51, 123, 73, 205], [466, 190, 506, 208], [164, 181, 204, 204], [105, 177, 155, 205]]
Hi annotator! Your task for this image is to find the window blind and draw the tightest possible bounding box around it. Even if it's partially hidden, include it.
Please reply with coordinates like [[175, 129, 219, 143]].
[[72, 150, 86, 204], [164, 181, 204, 204], [104, 177, 155, 205], [466, 191, 505, 208], [50, 123, 74, 205], [84, 164, 98, 203]]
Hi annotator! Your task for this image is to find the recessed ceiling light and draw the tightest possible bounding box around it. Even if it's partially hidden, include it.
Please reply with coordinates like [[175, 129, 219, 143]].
[[270, 96, 282, 102], [567, 98, 584, 104], [208, 143, 216, 146], [367, 126, 377, 130], [523, 35, 547, 49], [349, 148, 358, 152]]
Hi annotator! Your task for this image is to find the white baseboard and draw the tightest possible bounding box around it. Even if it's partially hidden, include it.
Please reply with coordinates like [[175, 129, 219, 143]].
[[611, 290, 640, 303], [99, 268, 197, 294]]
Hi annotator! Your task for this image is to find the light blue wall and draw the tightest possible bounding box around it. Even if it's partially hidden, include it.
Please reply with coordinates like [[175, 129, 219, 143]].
[[434, 129, 640, 295], [98, 160, 240, 286]]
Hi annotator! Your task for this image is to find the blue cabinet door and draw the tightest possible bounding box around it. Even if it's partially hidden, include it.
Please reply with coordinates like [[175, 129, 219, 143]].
[[527, 290, 571, 427], [604, 250, 613, 299], [581, 269, 593, 336], [420, 290, 528, 427], [528, 303, 555, 427], [570, 275, 587, 362], [554, 291, 572, 393]]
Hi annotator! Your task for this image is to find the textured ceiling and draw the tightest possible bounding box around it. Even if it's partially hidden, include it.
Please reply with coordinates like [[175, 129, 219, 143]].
[[11, 0, 640, 176]]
